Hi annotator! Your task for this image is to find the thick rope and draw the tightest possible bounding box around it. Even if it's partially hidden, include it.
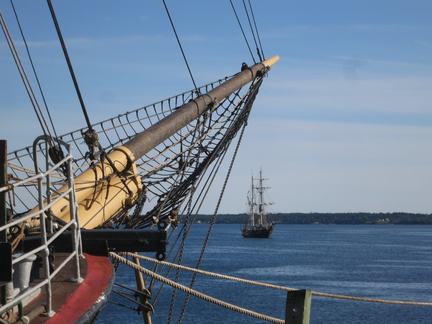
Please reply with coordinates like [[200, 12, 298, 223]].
[[110, 252, 285, 324], [124, 252, 432, 307]]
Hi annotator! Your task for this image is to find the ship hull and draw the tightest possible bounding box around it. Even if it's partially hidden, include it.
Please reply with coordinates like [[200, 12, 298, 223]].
[[241, 224, 274, 238]]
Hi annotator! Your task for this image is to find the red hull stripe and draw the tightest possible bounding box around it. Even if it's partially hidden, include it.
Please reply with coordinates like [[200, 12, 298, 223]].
[[46, 254, 113, 323]]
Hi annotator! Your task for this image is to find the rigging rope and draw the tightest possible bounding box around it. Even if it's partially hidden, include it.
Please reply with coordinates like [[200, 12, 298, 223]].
[[162, 0, 199, 93], [176, 148, 231, 321], [5, 61, 274, 317], [245, 0, 265, 60], [9, 0, 60, 141], [46, 0, 102, 160], [179, 108, 251, 322], [229, 0, 267, 63], [166, 129, 234, 321], [46, 0, 92, 131], [123, 253, 432, 307], [110, 252, 285, 324], [145, 81, 263, 321], [229, 0, 256, 64], [241, 0, 262, 61], [161, 147, 230, 320], [0, 11, 53, 140]]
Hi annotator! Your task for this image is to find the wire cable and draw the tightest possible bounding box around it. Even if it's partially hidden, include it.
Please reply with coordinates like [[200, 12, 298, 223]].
[[0, 11, 52, 140], [229, 0, 256, 63], [242, 0, 262, 62], [162, 0, 199, 93], [46, 0, 93, 132], [246, 0, 265, 60], [9, 0, 60, 141]]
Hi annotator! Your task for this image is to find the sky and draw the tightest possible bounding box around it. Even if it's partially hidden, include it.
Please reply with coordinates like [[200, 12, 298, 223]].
[[0, 1, 431, 214]]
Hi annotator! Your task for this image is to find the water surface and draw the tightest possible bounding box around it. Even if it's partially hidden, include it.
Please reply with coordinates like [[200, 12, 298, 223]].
[[98, 224, 432, 323]]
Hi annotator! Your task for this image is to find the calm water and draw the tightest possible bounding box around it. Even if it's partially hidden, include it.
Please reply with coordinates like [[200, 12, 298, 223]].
[[98, 225, 432, 323]]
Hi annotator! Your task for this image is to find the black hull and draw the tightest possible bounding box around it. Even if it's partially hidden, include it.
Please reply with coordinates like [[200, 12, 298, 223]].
[[241, 224, 274, 238]]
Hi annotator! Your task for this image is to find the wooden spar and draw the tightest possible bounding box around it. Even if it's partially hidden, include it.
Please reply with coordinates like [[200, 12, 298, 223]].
[[26, 56, 279, 229], [124, 55, 279, 160]]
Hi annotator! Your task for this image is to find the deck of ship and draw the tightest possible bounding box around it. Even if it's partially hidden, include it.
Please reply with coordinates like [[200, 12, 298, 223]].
[[22, 253, 114, 324]]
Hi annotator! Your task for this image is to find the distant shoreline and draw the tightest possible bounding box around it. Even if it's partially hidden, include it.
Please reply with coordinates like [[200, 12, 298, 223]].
[[195, 212, 432, 225]]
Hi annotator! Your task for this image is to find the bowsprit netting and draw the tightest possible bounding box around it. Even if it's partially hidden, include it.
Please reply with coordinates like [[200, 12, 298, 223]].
[[6, 72, 265, 229]]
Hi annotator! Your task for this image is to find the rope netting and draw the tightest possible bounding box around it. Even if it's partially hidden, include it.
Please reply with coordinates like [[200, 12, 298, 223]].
[[5, 72, 263, 230], [3, 60, 268, 322]]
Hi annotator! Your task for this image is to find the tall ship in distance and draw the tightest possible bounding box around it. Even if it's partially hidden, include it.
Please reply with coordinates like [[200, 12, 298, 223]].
[[241, 169, 276, 238]]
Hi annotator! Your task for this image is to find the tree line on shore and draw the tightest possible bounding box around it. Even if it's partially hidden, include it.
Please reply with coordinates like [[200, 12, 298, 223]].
[[194, 212, 432, 225]]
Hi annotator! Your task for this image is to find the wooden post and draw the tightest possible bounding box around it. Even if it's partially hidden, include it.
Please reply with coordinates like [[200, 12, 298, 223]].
[[132, 255, 152, 324], [285, 289, 312, 324]]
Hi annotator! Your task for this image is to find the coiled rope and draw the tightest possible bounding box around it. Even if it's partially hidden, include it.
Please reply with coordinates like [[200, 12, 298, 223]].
[[120, 252, 432, 307], [110, 252, 285, 323]]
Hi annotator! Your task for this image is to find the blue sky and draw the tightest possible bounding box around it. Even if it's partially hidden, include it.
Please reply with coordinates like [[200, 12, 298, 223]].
[[1, 1, 431, 214]]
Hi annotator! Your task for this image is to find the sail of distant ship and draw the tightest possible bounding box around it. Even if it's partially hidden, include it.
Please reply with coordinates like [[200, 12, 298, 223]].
[[241, 168, 275, 238]]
